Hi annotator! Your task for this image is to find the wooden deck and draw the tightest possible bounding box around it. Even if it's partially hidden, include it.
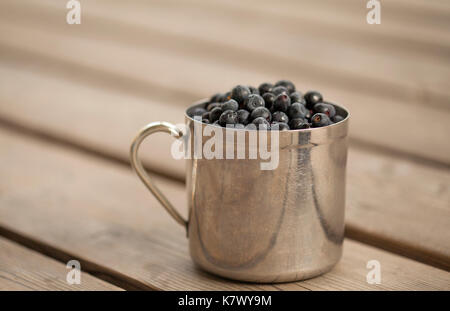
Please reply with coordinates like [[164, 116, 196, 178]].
[[0, 0, 449, 290]]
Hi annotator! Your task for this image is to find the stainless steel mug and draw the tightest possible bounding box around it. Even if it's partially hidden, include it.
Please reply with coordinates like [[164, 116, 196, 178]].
[[130, 100, 349, 283]]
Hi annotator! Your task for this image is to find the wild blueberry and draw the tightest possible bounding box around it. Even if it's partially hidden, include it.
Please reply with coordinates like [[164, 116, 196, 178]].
[[289, 118, 310, 130], [202, 111, 210, 120], [190, 107, 207, 117], [311, 113, 331, 127], [231, 85, 251, 105], [304, 91, 323, 110], [273, 93, 291, 112], [271, 122, 290, 131], [290, 91, 304, 104], [248, 86, 259, 95], [237, 109, 250, 125], [251, 107, 272, 122], [209, 107, 223, 122], [244, 94, 265, 111], [332, 115, 344, 123], [204, 81, 338, 128], [288, 102, 310, 119], [210, 93, 222, 103], [324, 102, 337, 117], [272, 86, 289, 96], [219, 110, 238, 126], [207, 102, 222, 111], [313, 102, 336, 118], [252, 117, 271, 130], [245, 123, 257, 131], [258, 82, 273, 95], [234, 123, 245, 129], [272, 111, 289, 123], [222, 99, 239, 112], [262, 92, 276, 110], [274, 80, 296, 94], [219, 91, 232, 102]]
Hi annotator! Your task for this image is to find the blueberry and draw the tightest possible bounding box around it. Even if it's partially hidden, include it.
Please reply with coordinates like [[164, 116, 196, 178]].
[[252, 117, 271, 130], [244, 94, 265, 111], [313, 102, 336, 118], [311, 113, 330, 127], [245, 123, 257, 131], [251, 107, 272, 122], [331, 115, 344, 123], [202, 111, 210, 120], [272, 86, 289, 96], [209, 107, 223, 122], [219, 91, 232, 103], [248, 86, 259, 95], [237, 109, 250, 125], [324, 102, 337, 117], [219, 110, 238, 126], [262, 92, 276, 110], [274, 80, 296, 94], [190, 107, 207, 117], [288, 102, 310, 119], [290, 91, 304, 104], [207, 102, 222, 111], [289, 118, 310, 129], [222, 99, 239, 112], [272, 111, 289, 123], [273, 93, 291, 112], [210, 93, 222, 103], [271, 122, 290, 131], [304, 91, 323, 110], [205, 82, 337, 129], [231, 85, 251, 105], [258, 82, 273, 95]]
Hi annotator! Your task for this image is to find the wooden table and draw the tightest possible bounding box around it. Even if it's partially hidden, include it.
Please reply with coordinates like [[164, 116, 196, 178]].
[[0, 0, 449, 290]]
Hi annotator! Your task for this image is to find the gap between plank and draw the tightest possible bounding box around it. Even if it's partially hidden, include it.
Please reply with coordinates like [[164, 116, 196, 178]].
[[0, 224, 156, 291], [0, 115, 448, 273], [345, 225, 450, 272], [0, 44, 197, 107], [0, 115, 184, 184]]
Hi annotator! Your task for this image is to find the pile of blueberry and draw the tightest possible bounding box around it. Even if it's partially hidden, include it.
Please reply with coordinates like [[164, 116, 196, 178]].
[[190, 80, 344, 130]]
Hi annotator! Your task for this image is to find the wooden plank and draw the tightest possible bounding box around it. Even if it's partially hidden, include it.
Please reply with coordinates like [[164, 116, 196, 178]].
[[287, 0, 450, 23], [0, 26, 449, 165], [2, 0, 449, 111], [0, 65, 449, 269], [0, 237, 122, 290], [0, 129, 448, 290], [200, 0, 450, 47]]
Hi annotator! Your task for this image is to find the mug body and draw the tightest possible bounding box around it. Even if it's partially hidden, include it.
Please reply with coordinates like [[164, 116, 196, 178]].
[[185, 100, 349, 283]]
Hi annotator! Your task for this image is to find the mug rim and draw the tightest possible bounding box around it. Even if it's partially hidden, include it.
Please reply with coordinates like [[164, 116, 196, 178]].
[[185, 98, 350, 133]]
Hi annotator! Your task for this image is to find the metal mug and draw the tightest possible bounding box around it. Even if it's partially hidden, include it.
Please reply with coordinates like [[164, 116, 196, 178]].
[[130, 99, 349, 283]]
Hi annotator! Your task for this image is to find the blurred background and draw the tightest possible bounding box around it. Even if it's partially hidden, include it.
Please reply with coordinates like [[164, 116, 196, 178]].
[[0, 0, 449, 166], [0, 0, 449, 272]]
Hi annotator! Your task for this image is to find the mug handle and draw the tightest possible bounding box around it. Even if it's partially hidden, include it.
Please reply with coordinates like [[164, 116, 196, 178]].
[[130, 121, 188, 231]]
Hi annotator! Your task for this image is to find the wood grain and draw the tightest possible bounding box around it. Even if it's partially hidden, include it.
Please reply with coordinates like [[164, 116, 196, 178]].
[[0, 129, 448, 290], [0, 65, 448, 269], [0, 237, 122, 290]]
